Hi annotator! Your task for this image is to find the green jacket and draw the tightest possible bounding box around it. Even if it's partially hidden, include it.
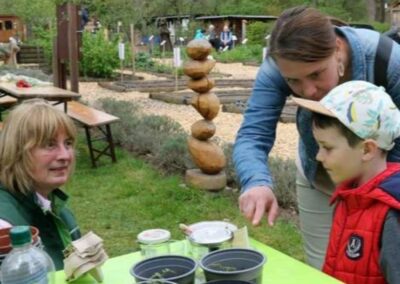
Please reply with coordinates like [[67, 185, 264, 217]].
[[0, 185, 81, 270]]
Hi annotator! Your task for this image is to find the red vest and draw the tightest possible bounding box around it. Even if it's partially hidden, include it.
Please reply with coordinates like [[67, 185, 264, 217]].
[[323, 163, 400, 284]]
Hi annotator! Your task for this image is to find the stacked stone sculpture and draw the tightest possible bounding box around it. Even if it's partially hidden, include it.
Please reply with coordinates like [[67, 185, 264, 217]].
[[183, 39, 227, 191]]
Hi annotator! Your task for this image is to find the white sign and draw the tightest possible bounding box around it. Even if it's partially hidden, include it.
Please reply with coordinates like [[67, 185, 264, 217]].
[[118, 21, 122, 27], [149, 35, 154, 41], [179, 37, 185, 42], [265, 35, 271, 40], [160, 40, 166, 46], [173, 47, 181, 67], [262, 47, 268, 61], [118, 43, 125, 60], [241, 38, 248, 44], [232, 35, 238, 41]]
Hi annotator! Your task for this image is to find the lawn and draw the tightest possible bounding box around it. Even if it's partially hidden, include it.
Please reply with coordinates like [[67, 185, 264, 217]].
[[65, 135, 305, 262]]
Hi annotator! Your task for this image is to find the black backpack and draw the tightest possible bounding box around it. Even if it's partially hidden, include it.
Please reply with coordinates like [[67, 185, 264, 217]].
[[375, 29, 399, 88]]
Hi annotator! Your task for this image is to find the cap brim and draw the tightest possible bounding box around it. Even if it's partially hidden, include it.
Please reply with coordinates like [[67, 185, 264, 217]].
[[291, 96, 335, 117]]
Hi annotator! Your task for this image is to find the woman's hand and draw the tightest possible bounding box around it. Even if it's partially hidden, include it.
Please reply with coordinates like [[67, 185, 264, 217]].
[[239, 186, 279, 226]]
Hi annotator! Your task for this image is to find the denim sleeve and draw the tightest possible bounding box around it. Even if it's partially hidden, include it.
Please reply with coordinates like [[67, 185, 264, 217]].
[[380, 210, 400, 284], [387, 40, 400, 162], [233, 58, 288, 192]]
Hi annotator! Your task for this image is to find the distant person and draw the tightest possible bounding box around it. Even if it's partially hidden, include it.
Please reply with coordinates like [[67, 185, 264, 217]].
[[159, 19, 172, 52], [207, 24, 220, 51], [194, 28, 206, 39], [220, 25, 233, 50], [80, 7, 90, 30], [0, 99, 81, 270], [293, 80, 400, 284]]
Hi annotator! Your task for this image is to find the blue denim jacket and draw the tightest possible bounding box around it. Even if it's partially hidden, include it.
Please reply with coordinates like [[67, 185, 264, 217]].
[[233, 27, 400, 192]]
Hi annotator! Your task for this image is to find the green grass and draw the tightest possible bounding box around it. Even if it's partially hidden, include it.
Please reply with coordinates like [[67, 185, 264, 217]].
[[65, 135, 305, 261]]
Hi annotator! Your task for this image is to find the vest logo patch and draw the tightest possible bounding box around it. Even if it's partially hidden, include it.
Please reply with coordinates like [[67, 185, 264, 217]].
[[346, 234, 363, 260]]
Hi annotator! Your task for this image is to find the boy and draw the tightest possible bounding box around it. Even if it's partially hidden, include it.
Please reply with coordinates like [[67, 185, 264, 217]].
[[293, 81, 400, 284]]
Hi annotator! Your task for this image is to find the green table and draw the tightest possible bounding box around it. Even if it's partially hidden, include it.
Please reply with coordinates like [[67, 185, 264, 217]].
[[55, 239, 342, 284]]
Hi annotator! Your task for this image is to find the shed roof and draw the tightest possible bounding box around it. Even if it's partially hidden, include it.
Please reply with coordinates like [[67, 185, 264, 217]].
[[195, 15, 277, 21], [0, 15, 20, 19]]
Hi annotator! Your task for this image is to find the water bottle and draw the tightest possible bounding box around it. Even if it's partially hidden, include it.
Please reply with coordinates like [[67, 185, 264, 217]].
[[0, 226, 55, 284]]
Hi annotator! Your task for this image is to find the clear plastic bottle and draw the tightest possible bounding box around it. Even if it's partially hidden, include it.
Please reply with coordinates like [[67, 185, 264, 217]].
[[0, 226, 55, 284]]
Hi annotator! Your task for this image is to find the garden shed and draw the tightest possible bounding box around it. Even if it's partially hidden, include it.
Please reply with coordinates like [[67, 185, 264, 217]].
[[195, 15, 277, 43], [0, 15, 25, 43], [390, 2, 400, 27]]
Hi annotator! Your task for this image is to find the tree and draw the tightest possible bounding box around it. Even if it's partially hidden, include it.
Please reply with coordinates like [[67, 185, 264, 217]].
[[0, 0, 55, 27]]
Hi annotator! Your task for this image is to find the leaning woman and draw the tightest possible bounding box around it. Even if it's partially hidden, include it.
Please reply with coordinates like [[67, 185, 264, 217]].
[[0, 99, 81, 269], [233, 6, 400, 269]]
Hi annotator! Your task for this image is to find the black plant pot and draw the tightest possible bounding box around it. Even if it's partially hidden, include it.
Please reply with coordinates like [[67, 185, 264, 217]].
[[131, 255, 197, 284], [136, 281, 177, 284], [204, 280, 252, 284], [199, 248, 266, 284]]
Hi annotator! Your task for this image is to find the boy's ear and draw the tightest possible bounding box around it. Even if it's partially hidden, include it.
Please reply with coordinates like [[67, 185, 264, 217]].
[[361, 139, 380, 161]]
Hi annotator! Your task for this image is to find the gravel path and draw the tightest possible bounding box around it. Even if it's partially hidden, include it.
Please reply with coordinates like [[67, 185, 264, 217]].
[[79, 63, 298, 160]]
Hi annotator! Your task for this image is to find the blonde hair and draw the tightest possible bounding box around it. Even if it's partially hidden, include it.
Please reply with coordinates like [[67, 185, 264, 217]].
[[0, 99, 77, 195]]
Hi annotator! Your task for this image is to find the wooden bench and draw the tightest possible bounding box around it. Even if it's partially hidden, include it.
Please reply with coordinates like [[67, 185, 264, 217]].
[[0, 95, 18, 120], [57, 101, 120, 167]]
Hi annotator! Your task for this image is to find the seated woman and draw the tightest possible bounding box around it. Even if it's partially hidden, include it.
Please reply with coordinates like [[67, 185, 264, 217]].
[[0, 99, 81, 270]]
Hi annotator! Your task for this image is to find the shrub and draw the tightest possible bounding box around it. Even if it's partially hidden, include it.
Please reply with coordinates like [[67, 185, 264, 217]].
[[223, 143, 297, 210], [134, 52, 154, 69], [80, 31, 120, 78], [98, 98, 189, 174], [213, 44, 263, 63], [270, 156, 297, 210], [371, 21, 390, 33], [26, 26, 55, 66], [155, 135, 191, 173], [247, 22, 275, 46]]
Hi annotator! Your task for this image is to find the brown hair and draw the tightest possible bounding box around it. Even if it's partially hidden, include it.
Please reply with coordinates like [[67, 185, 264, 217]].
[[312, 112, 363, 147], [269, 6, 337, 62], [0, 99, 77, 195]]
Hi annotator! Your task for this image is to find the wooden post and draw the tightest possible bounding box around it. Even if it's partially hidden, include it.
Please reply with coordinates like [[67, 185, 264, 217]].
[[161, 42, 166, 65], [120, 59, 124, 82], [53, 36, 67, 89], [173, 46, 180, 93], [130, 24, 136, 80], [241, 19, 247, 43], [67, 3, 79, 93], [175, 67, 178, 93], [118, 42, 125, 82]]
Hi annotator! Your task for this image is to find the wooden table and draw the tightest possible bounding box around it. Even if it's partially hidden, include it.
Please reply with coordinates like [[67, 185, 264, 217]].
[[55, 239, 342, 284], [0, 82, 81, 112]]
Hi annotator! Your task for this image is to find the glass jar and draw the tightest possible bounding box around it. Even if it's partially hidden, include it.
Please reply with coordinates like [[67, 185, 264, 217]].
[[137, 229, 171, 258]]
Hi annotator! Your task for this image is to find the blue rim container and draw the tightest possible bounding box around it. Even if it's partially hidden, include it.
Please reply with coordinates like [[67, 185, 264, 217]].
[[131, 255, 197, 284], [199, 248, 266, 284]]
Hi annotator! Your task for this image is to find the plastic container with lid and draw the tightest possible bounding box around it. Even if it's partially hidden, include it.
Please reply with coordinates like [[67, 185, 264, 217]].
[[0, 226, 55, 284], [137, 229, 171, 258]]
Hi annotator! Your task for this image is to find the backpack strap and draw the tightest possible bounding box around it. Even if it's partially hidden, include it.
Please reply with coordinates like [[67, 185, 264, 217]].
[[374, 35, 393, 88]]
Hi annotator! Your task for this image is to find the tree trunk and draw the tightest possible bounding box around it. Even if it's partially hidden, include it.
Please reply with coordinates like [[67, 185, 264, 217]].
[[367, 0, 376, 21], [375, 0, 386, 22]]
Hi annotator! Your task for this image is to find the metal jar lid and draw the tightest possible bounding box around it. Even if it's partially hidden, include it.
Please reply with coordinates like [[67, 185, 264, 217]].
[[137, 229, 171, 245], [189, 227, 233, 247]]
